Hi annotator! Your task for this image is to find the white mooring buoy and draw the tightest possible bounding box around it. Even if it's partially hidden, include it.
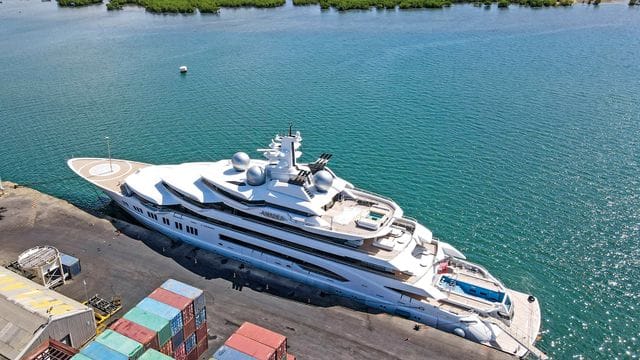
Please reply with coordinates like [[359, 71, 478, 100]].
[[179, 66, 188, 73]]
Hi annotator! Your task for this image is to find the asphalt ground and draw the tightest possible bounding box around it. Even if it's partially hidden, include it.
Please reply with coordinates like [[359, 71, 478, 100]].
[[0, 182, 514, 360]]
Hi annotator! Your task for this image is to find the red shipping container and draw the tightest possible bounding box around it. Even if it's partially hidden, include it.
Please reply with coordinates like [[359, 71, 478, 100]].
[[196, 336, 208, 358], [109, 318, 160, 350], [160, 338, 173, 356], [173, 342, 187, 360], [226, 333, 276, 360], [286, 354, 296, 360], [236, 322, 287, 360], [149, 287, 196, 324], [195, 323, 208, 342], [183, 318, 196, 338], [186, 347, 198, 360]]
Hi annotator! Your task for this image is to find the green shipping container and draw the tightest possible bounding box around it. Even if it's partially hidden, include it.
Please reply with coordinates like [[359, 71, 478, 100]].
[[123, 307, 173, 347], [138, 348, 174, 360], [95, 329, 144, 359], [70, 354, 93, 360]]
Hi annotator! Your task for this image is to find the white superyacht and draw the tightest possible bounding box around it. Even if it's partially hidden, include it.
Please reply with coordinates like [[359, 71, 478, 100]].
[[68, 129, 545, 358]]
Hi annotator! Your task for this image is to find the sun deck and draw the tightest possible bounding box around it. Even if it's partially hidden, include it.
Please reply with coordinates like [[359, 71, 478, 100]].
[[322, 197, 394, 236], [68, 158, 150, 194]]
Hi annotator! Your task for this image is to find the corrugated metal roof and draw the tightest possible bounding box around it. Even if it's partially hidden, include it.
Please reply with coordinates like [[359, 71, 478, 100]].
[[0, 267, 89, 318], [0, 296, 46, 360]]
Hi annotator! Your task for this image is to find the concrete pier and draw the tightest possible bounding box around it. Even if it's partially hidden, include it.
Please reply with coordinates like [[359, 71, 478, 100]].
[[0, 182, 515, 360]]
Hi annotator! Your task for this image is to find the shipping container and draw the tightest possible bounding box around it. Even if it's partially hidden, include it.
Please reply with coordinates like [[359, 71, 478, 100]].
[[194, 307, 206, 328], [110, 318, 160, 350], [184, 333, 196, 354], [183, 318, 196, 339], [195, 323, 207, 343], [60, 253, 81, 278], [286, 354, 296, 360], [236, 322, 287, 360], [81, 341, 128, 360], [149, 287, 195, 325], [70, 353, 92, 360], [95, 329, 144, 359], [123, 307, 172, 348], [160, 279, 205, 313], [137, 297, 183, 336], [171, 329, 184, 350], [159, 337, 173, 356], [173, 342, 186, 360], [196, 336, 208, 358], [212, 345, 255, 360], [186, 347, 198, 360], [138, 348, 174, 360], [225, 333, 276, 360]]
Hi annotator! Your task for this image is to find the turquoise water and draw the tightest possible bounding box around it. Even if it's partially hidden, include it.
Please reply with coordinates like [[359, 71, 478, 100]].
[[1, 2, 639, 358]]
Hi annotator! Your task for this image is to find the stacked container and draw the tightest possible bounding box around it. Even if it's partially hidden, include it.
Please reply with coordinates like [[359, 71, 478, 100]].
[[79, 279, 208, 360], [138, 349, 174, 360], [218, 322, 294, 360], [236, 322, 287, 360], [159, 279, 208, 360], [149, 288, 196, 336], [94, 329, 144, 359], [123, 307, 173, 355], [110, 318, 160, 350], [80, 341, 129, 360], [225, 333, 277, 360], [212, 345, 255, 360]]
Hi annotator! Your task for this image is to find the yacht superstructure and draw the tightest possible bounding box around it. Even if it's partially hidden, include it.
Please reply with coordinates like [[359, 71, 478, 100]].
[[68, 130, 546, 359]]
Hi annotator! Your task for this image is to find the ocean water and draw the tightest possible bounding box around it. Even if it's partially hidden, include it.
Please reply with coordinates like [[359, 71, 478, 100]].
[[1, 1, 639, 358]]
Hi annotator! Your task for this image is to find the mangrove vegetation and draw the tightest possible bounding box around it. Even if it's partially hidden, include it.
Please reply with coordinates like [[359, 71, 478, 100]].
[[293, 0, 574, 9], [58, 0, 582, 13], [57, 0, 102, 7], [104, 0, 282, 12], [106, 0, 220, 12]]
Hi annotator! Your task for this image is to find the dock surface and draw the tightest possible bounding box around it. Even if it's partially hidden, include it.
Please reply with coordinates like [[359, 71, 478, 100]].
[[0, 182, 515, 360]]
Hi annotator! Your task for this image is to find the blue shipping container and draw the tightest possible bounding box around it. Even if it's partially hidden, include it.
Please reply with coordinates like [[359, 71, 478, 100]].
[[81, 342, 128, 360], [184, 333, 196, 354], [212, 345, 255, 360], [171, 328, 184, 350], [194, 307, 206, 328], [137, 297, 183, 336], [160, 279, 205, 313]]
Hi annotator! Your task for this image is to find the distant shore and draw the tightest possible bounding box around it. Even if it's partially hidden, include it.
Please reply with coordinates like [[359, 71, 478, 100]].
[[53, 0, 633, 14]]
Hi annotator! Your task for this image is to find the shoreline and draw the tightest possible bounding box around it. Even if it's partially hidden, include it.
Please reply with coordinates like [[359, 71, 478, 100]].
[[49, 0, 629, 14]]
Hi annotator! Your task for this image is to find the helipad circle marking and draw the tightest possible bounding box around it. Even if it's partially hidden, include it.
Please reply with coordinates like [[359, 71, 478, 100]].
[[89, 163, 121, 176]]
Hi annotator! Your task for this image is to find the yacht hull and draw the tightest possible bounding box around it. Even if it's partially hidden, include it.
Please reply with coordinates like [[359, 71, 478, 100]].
[[104, 189, 529, 357]]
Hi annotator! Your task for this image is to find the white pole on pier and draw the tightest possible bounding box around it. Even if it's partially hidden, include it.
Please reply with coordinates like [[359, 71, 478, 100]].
[[105, 136, 113, 172]]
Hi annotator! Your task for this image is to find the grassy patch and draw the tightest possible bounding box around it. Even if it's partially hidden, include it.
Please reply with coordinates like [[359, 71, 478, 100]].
[[107, 0, 220, 12], [58, 0, 102, 7]]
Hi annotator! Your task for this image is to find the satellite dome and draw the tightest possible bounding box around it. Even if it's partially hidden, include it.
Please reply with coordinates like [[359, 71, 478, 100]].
[[231, 152, 250, 172], [314, 170, 333, 192], [246, 166, 266, 186]]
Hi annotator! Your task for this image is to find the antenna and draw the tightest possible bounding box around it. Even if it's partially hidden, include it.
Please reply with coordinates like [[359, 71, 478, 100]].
[[105, 136, 113, 172]]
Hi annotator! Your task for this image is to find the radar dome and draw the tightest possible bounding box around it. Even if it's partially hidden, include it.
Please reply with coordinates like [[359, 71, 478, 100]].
[[246, 166, 266, 186], [314, 170, 333, 192], [232, 152, 250, 172]]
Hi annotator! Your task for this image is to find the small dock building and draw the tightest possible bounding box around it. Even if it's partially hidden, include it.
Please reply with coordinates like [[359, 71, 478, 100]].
[[0, 267, 95, 360]]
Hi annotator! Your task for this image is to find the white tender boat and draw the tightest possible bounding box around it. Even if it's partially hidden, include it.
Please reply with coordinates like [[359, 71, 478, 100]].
[[68, 129, 546, 359]]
